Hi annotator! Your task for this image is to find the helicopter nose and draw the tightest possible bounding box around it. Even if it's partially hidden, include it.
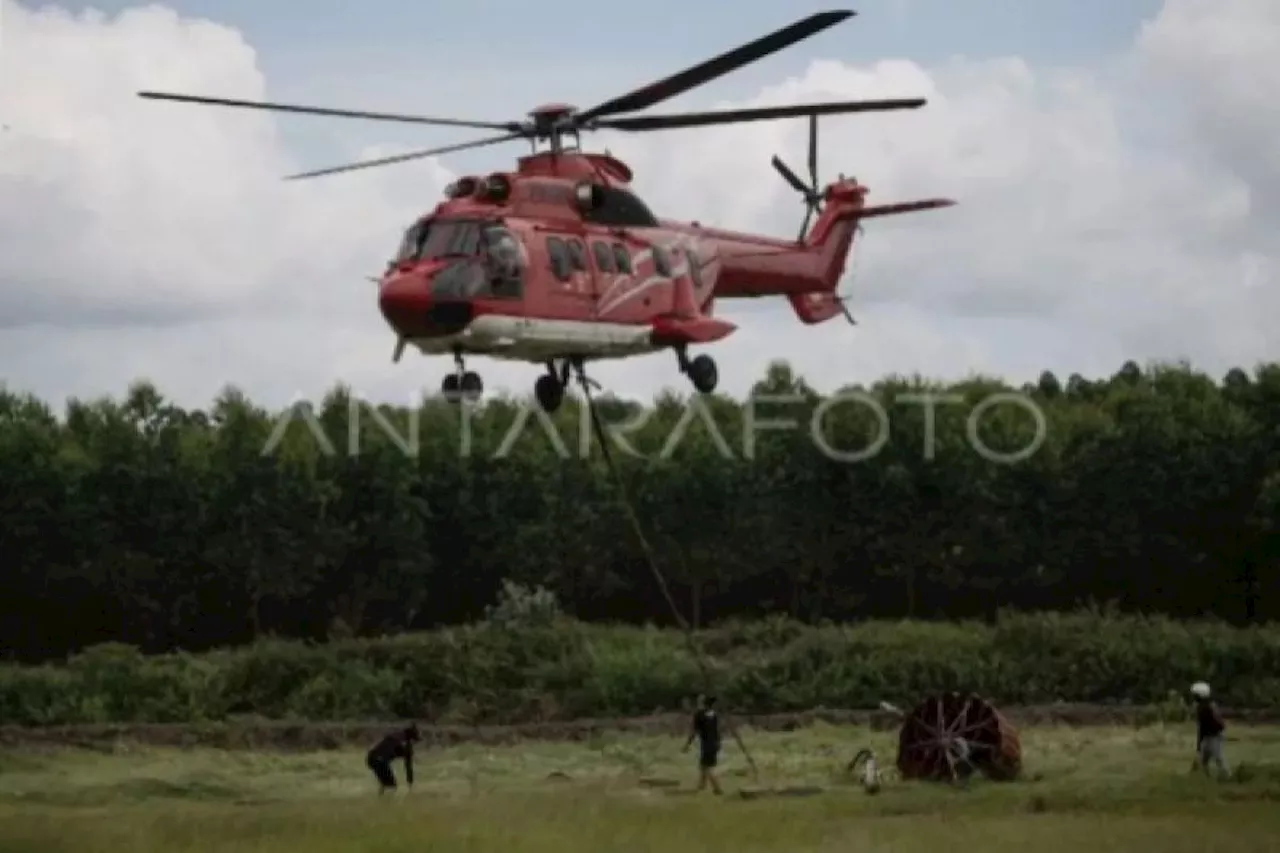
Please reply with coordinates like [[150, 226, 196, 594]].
[[378, 267, 475, 338], [378, 270, 432, 336]]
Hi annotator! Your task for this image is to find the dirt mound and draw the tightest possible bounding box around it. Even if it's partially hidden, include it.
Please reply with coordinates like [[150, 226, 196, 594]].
[[1, 704, 1275, 751]]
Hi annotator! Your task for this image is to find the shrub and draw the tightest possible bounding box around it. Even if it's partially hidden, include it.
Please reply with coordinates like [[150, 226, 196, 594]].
[[0, 611, 1276, 726], [483, 580, 563, 629]]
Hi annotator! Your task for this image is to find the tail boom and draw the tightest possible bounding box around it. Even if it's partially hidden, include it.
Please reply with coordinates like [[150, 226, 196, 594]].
[[665, 184, 955, 326], [676, 182, 868, 299]]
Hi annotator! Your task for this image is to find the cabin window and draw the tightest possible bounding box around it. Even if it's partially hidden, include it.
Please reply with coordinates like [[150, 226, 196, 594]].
[[685, 248, 704, 289], [581, 187, 659, 227], [567, 239, 588, 272], [546, 237, 571, 281], [592, 241, 615, 273], [612, 244, 632, 273], [652, 246, 671, 277]]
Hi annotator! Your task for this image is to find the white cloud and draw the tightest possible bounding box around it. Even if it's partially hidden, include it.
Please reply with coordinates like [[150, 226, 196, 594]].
[[0, 0, 1276, 410], [1135, 0, 1280, 228]]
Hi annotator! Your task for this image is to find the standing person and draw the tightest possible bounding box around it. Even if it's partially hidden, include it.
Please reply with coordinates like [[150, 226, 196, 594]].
[[1190, 682, 1229, 779], [682, 694, 723, 794], [366, 722, 420, 794]]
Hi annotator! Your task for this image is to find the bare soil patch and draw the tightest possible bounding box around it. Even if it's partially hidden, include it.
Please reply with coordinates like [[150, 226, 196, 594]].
[[1, 704, 1277, 752]]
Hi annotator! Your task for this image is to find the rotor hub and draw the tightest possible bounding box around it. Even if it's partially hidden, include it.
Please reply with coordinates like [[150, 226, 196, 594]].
[[528, 103, 579, 136]]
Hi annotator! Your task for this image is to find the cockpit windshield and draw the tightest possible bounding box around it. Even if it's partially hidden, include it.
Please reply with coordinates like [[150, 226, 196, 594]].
[[393, 219, 525, 299], [394, 219, 516, 263], [393, 224, 423, 264], [420, 220, 483, 259]]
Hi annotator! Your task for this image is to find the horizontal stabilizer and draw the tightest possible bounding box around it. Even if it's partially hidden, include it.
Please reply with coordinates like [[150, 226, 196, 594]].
[[858, 198, 955, 219], [787, 291, 853, 325]]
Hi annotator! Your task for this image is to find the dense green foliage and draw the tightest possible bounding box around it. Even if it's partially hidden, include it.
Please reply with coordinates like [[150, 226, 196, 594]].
[[2, 611, 1279, 725], [3, 358, 1280, 663]]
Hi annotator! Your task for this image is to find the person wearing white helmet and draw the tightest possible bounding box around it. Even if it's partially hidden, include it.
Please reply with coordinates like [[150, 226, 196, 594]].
[[1189, 681, 1229, 779]]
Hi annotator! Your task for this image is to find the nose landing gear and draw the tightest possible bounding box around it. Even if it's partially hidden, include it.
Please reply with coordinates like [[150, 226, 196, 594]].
[[442, 349, 482, 403]]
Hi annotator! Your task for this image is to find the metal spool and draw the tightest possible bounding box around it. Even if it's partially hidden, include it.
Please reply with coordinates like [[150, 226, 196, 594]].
[[896, 691, 1021, 783]]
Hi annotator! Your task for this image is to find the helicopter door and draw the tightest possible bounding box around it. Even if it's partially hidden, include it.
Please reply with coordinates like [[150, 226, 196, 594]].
[[590, 239, 619, 303], [545, 235, 594, 313], [564, 237, 593, 299], [588, 237, 633, 319]]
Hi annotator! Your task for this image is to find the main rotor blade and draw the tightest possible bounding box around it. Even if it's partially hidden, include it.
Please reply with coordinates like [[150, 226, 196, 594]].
[[576, 10, 855, 123], [283, 132, 524, 181], [595, 98, 925, 131], [137, 91, 519, 132]]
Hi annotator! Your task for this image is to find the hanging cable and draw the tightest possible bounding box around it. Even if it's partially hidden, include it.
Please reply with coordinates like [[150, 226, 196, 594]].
[[574, 369, 759, 781]]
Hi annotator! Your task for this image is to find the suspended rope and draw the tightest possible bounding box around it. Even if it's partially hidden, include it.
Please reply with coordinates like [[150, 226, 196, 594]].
[[574, 369, 759, 781]]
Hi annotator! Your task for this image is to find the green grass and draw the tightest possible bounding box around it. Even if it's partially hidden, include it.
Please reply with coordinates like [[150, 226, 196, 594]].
[[1, 723, 1279, 852]]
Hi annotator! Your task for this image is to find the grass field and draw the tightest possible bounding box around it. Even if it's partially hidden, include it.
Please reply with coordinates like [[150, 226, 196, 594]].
[[1, 721, 1278, 852]]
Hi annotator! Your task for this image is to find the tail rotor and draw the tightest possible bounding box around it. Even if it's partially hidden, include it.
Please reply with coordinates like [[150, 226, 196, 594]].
[[772, 114, 861, 325], [771, 114, 824, 242]]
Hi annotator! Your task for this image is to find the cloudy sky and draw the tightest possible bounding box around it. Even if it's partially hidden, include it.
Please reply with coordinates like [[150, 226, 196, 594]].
[[1, 0, 1275, 409]]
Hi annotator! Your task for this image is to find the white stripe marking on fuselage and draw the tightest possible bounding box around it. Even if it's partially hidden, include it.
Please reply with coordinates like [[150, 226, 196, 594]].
[[595, 233, 715, 318]]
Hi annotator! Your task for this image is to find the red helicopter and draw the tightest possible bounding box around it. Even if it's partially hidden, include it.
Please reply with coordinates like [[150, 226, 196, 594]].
[[139, 9, 953, 413]]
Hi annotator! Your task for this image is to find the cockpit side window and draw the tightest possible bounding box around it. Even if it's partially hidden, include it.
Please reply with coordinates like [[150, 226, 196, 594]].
[[482, 225, 525, 299], [412, 221, 526, 300], [394, 221, 427, 263]]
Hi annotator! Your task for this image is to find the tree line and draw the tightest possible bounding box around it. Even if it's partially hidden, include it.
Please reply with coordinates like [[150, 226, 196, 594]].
[[2, 358, 1278, 663]]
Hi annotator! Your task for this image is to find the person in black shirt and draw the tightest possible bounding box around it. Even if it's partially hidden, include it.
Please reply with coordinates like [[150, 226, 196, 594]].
[[366, 723, 420, 794], [682, 694, 723, 794], [1190, 681, 1229, 779]]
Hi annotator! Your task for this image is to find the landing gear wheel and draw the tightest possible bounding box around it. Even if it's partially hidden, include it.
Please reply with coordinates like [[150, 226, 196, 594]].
[[459, 371, 483, 402], [687, 354, 718, 394], [443, 349, 480, 404], [441, 374, 460, 399], [535, 374, 564, 413]]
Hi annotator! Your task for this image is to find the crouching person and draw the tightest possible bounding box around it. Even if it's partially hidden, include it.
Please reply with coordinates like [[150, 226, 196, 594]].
[[367, 723, 420, 794]]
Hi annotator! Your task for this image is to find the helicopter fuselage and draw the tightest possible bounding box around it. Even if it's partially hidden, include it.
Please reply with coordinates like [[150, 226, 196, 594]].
[[376, 151, 871, 367]]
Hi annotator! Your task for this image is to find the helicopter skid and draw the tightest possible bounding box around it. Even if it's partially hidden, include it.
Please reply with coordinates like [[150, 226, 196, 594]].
[[408, 315, 662, 363]]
